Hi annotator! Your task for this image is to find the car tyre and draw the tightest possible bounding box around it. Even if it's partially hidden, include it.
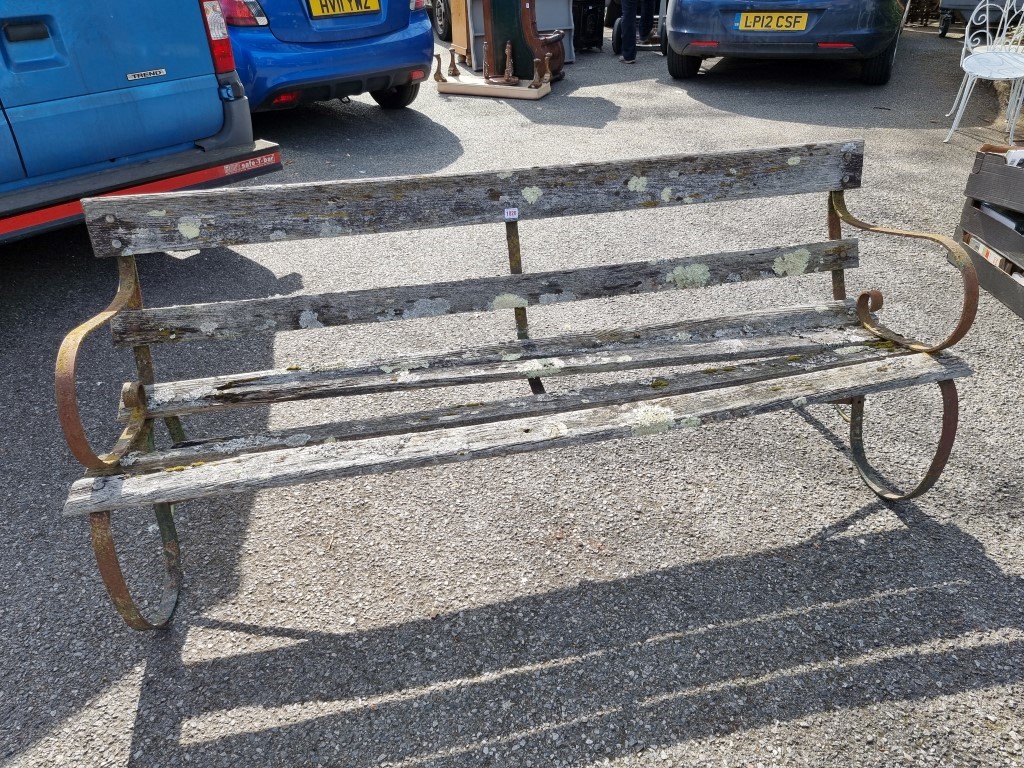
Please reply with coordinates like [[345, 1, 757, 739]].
[[861, 33, 899, 85], [666, 45, 700, 78], [430, 0, 453, 41], [612, 17, 622, 54], [938, 13, 951, 36], [371, 82, 421, 108]]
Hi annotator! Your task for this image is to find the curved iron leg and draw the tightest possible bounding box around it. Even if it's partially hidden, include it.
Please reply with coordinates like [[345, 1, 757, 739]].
[[849, 379, 959, 502], [90, 502, 181, 630]]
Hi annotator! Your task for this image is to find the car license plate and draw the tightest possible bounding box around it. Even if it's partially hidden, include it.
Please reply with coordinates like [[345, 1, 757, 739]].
[[309, 0, 381, 17], [733, 12, 808, 31]]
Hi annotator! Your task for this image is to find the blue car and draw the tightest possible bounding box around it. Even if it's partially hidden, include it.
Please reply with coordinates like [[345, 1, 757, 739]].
[[218, 0, 435, 110], [0, 1, 280, 244], [665, 0, 911, 84]]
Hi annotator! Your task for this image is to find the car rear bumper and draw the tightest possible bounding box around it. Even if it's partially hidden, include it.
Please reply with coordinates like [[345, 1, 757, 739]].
[[230, 16, 434, 110], [0, 140, 282, 244], [671, 34, 894, 58]]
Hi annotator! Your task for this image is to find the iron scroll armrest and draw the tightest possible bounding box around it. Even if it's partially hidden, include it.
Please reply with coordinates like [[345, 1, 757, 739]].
[[830, 191, 979, 353], [55, 256, 148, 471], [56, 254, 183, 630]]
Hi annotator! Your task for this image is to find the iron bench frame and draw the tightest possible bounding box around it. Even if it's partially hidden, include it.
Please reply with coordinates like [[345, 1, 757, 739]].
[[57, 139, 978, 630]]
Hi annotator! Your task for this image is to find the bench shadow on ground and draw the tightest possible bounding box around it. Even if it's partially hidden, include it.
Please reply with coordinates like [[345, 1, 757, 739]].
[[5, 230, 1020, 764], [129, 496, 1024, 764], [0, 229, 290, 762]]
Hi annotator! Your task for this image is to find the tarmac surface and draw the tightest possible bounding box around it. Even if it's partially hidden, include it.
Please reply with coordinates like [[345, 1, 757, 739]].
[[2, 24, 1023, 767]]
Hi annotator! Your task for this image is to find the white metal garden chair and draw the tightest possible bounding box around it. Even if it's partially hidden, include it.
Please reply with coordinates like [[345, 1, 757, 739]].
[[945, 0, 1024, 143]]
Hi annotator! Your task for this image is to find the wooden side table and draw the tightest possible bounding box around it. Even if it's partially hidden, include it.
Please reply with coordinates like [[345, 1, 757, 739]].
[[451, 0, 473, 64]]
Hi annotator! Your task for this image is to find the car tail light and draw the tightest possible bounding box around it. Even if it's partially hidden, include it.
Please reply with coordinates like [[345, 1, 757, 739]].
[[201, 0, 237, 74], [410, 0, 427, 9], [690, 40, 719, 47], [817, 42, 854, 48], [218, 0, 269, 25], [271, 90, 302, 106], [409, 69, 426, 81]]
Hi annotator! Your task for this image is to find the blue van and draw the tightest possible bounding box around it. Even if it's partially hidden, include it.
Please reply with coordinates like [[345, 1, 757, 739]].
[[0, 1, 281, 243]]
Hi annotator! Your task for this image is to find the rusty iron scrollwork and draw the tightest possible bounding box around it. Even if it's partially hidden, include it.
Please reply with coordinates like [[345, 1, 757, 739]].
[[829, 190, 979, 353], [55, 256, 146, 470], [90, 503, 181, 630], [56, 254, 183, 629], [848, 380, 960, 501], [829, 192, 974, 501]]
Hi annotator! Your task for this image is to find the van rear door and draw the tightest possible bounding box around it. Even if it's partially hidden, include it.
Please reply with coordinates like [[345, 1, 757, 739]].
[[0, 99, 25, 184], [0, 1, 226, 179]]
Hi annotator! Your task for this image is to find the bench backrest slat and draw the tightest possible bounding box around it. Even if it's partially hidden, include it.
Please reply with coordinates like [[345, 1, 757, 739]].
[[110, 239, 857, 346], [84, 140, 864, 258]]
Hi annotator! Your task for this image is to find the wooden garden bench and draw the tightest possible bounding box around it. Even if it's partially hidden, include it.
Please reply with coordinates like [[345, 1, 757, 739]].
[[58, 139, 979, 630]]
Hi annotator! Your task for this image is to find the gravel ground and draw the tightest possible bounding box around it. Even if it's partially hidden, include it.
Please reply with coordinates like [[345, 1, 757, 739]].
[[2, 24, 1023, 768]]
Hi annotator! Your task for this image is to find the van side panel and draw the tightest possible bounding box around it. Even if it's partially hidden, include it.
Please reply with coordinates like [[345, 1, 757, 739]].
[[0, 106, 25, 183], [0, 1, 225, 179], [0, 3, 221, 105], [10, 77, 226, 178]]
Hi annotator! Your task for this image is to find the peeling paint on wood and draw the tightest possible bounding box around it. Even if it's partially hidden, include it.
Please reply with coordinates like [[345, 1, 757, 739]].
[[773, 248, 812, 277], [117, 303, 868, 421], [665, 263, 711, 289], [81, 141, 865, 257], [65, 353, 969, 515], [110, 240, 857, 345]]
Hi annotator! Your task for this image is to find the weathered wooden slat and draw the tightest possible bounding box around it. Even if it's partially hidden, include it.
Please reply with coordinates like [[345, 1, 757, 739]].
[[66, 353, 969, 515], [121, 346, 901, 472], [132, 329, 870, 420], [110, 240, 858, 345], [83, 141, 865, 258], [121, 303, 870, 421]]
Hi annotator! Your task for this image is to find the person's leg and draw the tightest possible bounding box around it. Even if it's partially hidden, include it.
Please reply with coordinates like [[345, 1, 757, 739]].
[[639, 0, 655, 41], [620, 0, 637, 60]]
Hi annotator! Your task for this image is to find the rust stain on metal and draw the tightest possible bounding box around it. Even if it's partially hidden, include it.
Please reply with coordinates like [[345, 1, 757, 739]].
[[830, 191, 979, 353], [505, 219, 545, 395], [90, 504, 181, 630], [848, 380, 959, 501], [59, 254, 186, 629], [56, 256, 143, 471]]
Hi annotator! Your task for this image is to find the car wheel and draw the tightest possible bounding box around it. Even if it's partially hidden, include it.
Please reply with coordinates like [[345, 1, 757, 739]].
[[612, 17, 622, 54], [666, 45, 700, 78], [371, 82, 421, 109], [431, 0, 452, 41], [604, 0, 621, 28], [861, 33, 899, 85], [938, 13, 951, 36]]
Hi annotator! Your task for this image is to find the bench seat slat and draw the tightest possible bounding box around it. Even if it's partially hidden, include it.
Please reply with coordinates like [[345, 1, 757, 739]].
[[124, 302, 869, 421], [83, 141, 864, 258], [67, 353, 969, 516], [110, 240, 858, 345], [122, 346, 906, 472]]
